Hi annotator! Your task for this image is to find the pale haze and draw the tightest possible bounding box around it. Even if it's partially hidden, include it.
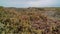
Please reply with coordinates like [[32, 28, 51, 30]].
[[0, 0, 60, 7]]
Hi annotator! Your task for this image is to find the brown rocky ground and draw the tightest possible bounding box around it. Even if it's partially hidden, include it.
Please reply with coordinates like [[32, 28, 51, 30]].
[[0, 7, 60, 34]]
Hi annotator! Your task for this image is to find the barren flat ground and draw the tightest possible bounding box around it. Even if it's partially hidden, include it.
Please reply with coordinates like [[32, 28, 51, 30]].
[[0, 7, 60, 34]]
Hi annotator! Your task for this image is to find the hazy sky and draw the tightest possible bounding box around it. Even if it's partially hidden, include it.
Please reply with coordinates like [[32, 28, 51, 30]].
[[0, 0, 60, 7]]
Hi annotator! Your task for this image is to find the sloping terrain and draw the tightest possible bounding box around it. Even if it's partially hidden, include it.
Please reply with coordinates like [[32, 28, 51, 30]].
[[0, 7, 60, 34]]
